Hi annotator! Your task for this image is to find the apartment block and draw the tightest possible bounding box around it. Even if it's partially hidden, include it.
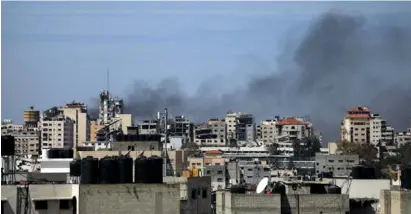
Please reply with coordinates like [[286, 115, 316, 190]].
[[194, 119, 227, 146], [257, 116, 312, 144], [396, 128, 411, 146], [169, 115, 194, 143], [2, 130, 40, 156], [315, 153, 359, 177], [61, 102, 90, 148], [225, 112, 254, 141], [41, 112, 74, 149], [138, 120, 159, 135], [341, 106, 394, 145]]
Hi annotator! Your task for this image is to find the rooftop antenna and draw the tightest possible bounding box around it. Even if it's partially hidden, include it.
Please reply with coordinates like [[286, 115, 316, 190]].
[[107, 68, 110, 98]]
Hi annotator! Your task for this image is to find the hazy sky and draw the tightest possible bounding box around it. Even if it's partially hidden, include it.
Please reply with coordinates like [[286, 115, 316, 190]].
[[2, 1, 410, 124]]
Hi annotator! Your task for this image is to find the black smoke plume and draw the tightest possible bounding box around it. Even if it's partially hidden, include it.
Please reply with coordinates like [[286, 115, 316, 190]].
[[91, 11, 411, 142]]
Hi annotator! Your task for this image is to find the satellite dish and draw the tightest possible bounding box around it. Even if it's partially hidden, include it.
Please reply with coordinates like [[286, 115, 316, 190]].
[[256, 177, 269, 194]]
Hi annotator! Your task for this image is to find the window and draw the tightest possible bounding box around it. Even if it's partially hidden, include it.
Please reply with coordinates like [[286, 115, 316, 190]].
[[35, 201, 48, 210], [202, 188, 208, 198], [59, 200, 70, 210], [191, 189, 197, 199]]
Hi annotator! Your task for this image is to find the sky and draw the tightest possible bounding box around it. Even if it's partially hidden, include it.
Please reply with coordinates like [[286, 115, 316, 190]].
[[2, 2, 411, 135]]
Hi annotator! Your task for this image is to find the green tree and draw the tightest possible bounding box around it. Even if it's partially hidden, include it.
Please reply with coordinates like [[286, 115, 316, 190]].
[[337, 140, 377, 165]]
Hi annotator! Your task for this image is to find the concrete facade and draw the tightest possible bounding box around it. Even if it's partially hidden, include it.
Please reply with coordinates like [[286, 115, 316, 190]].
[[216, 191, 350, 214], [1, 176, 211, 214], [380, 190, 411, 214], [315, 153, 359, 177]]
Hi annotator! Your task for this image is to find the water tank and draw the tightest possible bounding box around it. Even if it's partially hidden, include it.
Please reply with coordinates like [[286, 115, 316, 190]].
[[148, 156, 163, 184], [230, 185, 246, 194], [70, 160, 81, 177], [1, 135, 15, 156], [58, 149, 74, 159], [99, 156, 120, 184], [327, 185, 342, 194], [352, 165, 365, 179], [401, 166, 411, 190], [47, 149, 59, 159], [118, 156, 133, 183], [81, 156, 99, 184], [23, 107, 40, 126], [273, 182, 286, 195], [363, 166, 376, 179], [135, 156, 149, 183]]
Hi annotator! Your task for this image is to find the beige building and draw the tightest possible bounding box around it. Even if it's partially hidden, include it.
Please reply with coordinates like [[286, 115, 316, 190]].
[[396, 128, 411, 146], [194, 119, 227, 146], [89, 114, 132, 142], [258, 117, 312, 144], [61, 102, 90, 148], [2, 130, 40, 156], [41, 115, 74, 149], [341, 106, 372, 144], [225, 112, 254, 141], [89, 120, 103, 142], [380, 189, 411, 214]]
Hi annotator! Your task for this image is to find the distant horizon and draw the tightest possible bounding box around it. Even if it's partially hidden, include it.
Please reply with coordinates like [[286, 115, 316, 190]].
[[2, 1, 411, 142]]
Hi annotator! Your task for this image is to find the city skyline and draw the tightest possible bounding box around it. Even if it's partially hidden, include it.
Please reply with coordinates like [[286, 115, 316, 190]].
[[2, 1, 411, 142]]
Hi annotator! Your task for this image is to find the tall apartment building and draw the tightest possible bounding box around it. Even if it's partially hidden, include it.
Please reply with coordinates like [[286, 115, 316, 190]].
[[23, 106, 40, 129], [225, 112, 254, 141], [61, 102, 90, 148], [41, 109, 74, 149], [341, 106, 394, 145], [138, 120, 159, 135], [257, 116, 312, 144], [169, 115, 194, 143], [194, 119, 227, 146]]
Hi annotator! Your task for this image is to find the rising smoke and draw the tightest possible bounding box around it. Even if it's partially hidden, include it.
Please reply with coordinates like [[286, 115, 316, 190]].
[[91, 11, 411, 142]]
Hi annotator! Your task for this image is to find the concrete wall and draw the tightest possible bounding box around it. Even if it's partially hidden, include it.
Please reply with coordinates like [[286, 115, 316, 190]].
[[380, 190, 411, 214], [2, 185, 18, 214], [216, 191, 349, 214], [181, 176, 212, 214], [334, 179, 390, 200], [79, 184, 181, 214]]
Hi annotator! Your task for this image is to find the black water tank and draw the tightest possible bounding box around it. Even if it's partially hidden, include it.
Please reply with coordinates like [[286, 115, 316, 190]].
[[401, 166, 411, 190], [118, 156, 133, 183], [135, 156, 149, 183], [230, 185, 246, 194], [273, 182, 286, 195], [47, 149, 58, 159], [70, 160, 81, 177], [148, 156, 163, 184], [60, 149, 74, 158], [327, 185, 342, 194], [99, 156, 120, 184], [81, 156, 99, 184], [352, 165, 364, 179], [1, 135, 15, 156], [363, 166, 376, 179]]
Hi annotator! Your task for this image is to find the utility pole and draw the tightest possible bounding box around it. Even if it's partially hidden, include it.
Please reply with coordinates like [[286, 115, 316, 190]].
[[163, 108, 169, 177]]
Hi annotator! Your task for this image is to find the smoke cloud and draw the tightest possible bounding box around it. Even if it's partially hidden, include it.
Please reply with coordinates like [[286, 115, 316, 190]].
[[92, 11, 411, 142]]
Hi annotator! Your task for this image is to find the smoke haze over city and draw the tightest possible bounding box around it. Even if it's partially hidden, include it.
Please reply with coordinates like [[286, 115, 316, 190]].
[[115, 12, 411, 142]]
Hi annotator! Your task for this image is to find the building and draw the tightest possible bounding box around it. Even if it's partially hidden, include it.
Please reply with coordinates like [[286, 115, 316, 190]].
[[8, 130, 40, 156], [194, 119, 227, 146], [315, 153, 359, 177], [380, 190, 411, 214], [138, 120, 159, 135], [238, 160, 270, 185], [61, 102, 90, 149], [216, 182, 350, 214], [1, 122, 23, 134], [188, 156, 226, 191], [89, 120, 103, 142], [225, 112, 254, 141], [1, 176, 212, 214], [41, 109, 74, 149], [257, 116, 312, 144], [396, 128, 411, 146], [169, 115, 194, 143], [341, 107, 394, 145]]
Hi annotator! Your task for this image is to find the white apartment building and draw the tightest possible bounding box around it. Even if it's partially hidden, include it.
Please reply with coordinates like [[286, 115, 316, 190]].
[[395, 128, 411, 147], [41, 116, 74, 149]]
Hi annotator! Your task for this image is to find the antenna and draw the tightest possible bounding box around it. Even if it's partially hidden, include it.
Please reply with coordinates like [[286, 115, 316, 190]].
[[107, 68, 110, 96], [256, 177, 269, 194]]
